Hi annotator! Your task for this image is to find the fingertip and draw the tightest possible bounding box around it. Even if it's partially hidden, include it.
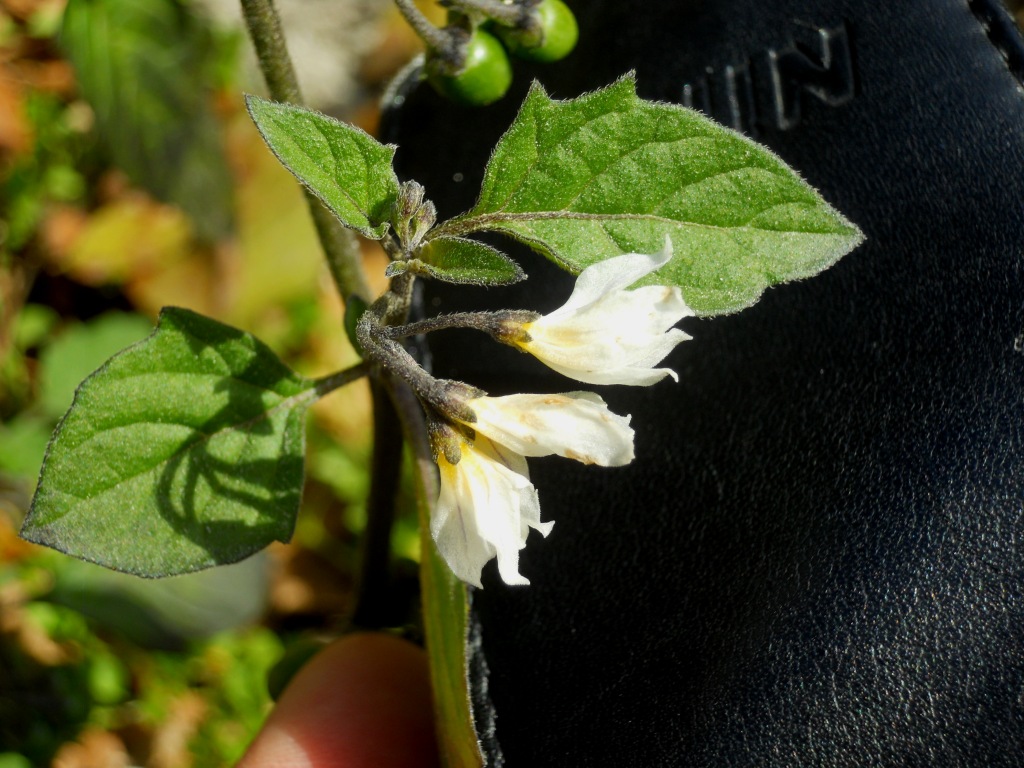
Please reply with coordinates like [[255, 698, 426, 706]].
[[238, 633, 439, 768]]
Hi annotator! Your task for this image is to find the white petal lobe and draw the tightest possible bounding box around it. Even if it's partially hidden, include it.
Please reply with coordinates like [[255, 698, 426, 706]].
[[517, 239, 693, 386], [431, 437, 551, 588], [467, 393, 635, 466]]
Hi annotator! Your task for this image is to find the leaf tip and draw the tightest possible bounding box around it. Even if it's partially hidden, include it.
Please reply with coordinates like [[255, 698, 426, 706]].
[[243, 92, 268, 118], [848, 221, 867, 248], [384, 260, 407, 278], [154, 305, 195, 334], [506, 263, 528, 285]]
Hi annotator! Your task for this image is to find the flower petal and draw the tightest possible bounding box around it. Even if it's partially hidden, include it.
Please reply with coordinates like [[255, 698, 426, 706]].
[[431, 437, 549, 587], [547, 237, 674, 318], [525, 290, 690, 376], [538, 358, 678, 386], [432, 457, 493, 588], [513, 238, 692, 386], [467, 392, 635, 466]]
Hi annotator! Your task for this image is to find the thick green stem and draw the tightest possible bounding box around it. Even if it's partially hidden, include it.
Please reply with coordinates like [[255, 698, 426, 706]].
[[239, 0, 372, 303]]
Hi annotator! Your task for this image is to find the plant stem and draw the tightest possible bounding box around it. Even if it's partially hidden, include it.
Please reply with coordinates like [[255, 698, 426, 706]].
[[238, 0, 300, 103], [357, 308, 482, 423], [393, 0, 457, 56], [390, 377, 436, 501], [445, 0, 530, 26], [241, 0, 402, 631], [239, 0, 372, 303], [350, 378, 404, 628], [385, 310, 539, 339], [313, 361, 370, 397]]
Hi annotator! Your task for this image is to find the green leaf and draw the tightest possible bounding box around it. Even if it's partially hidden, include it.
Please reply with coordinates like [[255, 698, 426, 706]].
[[22, 308, 319, 577], [436, 76, 864, 315], [245, 95, 400, 239], [60, 0, 234, 241], [408, 449, 483, 768], [386, 237, 525, 285]]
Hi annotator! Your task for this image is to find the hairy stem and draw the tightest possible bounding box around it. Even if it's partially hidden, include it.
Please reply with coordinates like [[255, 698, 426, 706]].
[[350, 379, 404, 628], [385, 310, 540, 339], [239, 0, 372, 303], [357, 308, 482, 422], [393, 0, 456, 55], [445, 0, 531, 26], [388, 379, 436, 512], [313, 361, 370, 397]]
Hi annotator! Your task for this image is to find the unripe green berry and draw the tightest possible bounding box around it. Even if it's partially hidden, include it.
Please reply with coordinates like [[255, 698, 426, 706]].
[[426, 29, 513, 106], [497, 0, 578, 63]]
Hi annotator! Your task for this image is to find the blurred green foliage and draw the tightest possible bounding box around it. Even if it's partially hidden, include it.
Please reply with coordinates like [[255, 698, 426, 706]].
[[0, 91, 91, 254], [60, 0, 236, 241], [1, 581, 283, 766], [0, 0, 384, 762]]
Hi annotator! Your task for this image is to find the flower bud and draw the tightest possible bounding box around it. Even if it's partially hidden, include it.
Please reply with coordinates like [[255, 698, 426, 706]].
[[392, 181, 437, 251]]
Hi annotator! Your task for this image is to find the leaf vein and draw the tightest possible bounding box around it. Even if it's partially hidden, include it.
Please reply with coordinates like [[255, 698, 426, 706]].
[[314, 121, 368, 220], [52, 386, 316, 506], [448, 209, 838, 236]]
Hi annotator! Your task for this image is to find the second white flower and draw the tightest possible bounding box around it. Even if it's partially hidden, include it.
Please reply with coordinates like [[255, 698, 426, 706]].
[[511, 237, 693, 386]]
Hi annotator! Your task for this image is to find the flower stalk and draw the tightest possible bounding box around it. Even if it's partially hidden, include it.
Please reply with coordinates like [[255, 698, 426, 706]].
[[393, 0, 466, 67], [357, 306, 482, 424], [443, 0, 537, 27], [383, 310, 540, 342]]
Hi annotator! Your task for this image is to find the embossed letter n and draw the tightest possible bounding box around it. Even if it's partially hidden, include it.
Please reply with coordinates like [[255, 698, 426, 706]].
[[683, 23, 855, 134]]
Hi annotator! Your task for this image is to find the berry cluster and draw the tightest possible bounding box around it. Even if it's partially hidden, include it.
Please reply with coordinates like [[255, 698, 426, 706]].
[[398, 0, 579, 106]]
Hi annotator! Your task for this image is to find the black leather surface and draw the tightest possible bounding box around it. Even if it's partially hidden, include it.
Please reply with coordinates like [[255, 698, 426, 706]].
[[383, 1, 1024, 764]]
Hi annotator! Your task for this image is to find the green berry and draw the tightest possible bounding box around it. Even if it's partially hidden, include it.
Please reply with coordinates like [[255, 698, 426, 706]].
[[498, 0, 578, 63], [426, 29, 513, 106]]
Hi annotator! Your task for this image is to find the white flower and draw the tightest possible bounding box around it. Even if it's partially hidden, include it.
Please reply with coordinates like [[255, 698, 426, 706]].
[[433, 435, 550, 588], [465, 392, 634, 466], [514, 238, 693, 386], [432, 391, 635, 586]]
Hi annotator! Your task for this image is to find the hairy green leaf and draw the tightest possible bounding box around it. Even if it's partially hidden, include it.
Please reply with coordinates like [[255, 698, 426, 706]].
[[436, 76, 864, 315], [386, 237, 525, 285], [22, 308, 319, 577], [245, 95, 400, 239], [61, 0, 233, 241]]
